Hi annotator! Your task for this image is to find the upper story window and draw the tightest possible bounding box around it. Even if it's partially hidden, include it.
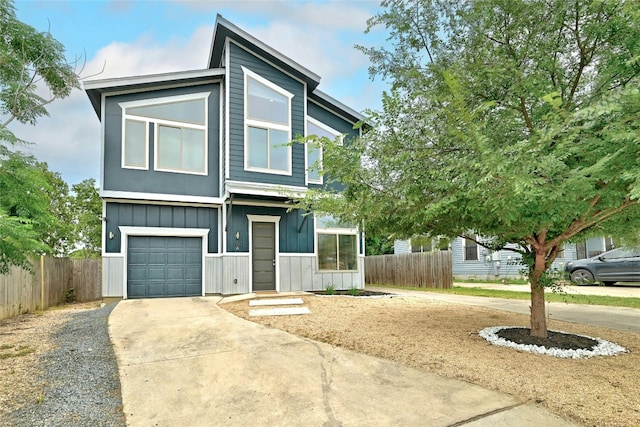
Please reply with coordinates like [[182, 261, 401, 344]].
[[120, 92, 209, 175], [243, 67, 293, 175], [306, 118, 342, 185]]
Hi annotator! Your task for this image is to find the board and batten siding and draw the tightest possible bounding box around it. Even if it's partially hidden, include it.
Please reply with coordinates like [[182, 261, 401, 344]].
[[102, 84, 221, 197], [279, 255, 364, 291], [226, 205, 313, 254], [102, 256, 124, 297], [222, 255, 250, 294], [205, 255, 223, 294], [227, 42, 306, 186], [105, 203, 219, 254]]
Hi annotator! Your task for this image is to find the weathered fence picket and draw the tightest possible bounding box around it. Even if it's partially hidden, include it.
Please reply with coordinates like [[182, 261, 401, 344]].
[[0, 257, 102, 320], [365, 252, 453, 288]]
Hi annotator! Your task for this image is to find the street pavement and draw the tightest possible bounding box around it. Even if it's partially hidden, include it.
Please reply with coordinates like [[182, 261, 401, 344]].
[[367, 284, 640, 333]]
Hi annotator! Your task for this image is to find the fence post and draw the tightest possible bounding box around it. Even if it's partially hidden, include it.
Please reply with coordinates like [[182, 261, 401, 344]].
[[40, 255, 45, 311]]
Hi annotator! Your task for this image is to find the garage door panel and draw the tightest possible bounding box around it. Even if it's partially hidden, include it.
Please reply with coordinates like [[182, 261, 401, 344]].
[[167, 252, 185, 264], [127, 236, 202, 298]]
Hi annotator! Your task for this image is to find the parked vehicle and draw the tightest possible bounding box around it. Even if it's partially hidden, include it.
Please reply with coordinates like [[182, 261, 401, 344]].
[[564, 247, 640, 285]]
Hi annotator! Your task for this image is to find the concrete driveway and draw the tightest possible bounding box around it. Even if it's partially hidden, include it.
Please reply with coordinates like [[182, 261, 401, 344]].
[[108, 297, 577, 427]]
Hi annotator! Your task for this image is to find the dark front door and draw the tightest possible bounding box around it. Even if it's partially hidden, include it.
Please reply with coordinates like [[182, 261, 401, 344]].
[[252, 222, 276, 291]]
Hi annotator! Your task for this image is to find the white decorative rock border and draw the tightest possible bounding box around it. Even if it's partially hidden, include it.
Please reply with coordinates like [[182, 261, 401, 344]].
[[479, 326, 628, 359]]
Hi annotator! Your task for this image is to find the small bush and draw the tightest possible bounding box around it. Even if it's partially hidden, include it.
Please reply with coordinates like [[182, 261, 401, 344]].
[[325, 284, 336, 295]]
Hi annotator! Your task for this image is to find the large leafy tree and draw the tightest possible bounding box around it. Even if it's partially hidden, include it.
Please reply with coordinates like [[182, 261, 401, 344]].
[[71, 178, 101, 258], [298, 0, 640, 337], [0, 0, 80, 271]]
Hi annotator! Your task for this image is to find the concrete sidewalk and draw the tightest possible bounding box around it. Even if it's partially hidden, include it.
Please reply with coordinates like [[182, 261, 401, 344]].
[[368, 286, 640, 333], [108, 297, 578, 427]]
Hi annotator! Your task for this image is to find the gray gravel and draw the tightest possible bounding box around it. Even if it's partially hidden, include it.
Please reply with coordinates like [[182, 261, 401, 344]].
[[5, 303, 125, 427]]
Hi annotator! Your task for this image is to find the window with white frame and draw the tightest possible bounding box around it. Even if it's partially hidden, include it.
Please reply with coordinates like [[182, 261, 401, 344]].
[[463, 235, 479, 261], [243, 67, 293, 174], [120, 92, 209, 174], [306, 118, 342, 184], [316, 215, 358, 271]]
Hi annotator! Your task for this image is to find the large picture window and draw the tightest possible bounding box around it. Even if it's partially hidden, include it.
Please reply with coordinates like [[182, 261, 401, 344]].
[[306, 118, 342, 185], [243, 67, 293, 175], [120, 93, 209, 175], [316, 215, 358, 271]]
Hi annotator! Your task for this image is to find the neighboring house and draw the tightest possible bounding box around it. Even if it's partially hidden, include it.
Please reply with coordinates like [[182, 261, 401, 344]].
[[84, 16, 365, 299], [395, 236, 616, 280]]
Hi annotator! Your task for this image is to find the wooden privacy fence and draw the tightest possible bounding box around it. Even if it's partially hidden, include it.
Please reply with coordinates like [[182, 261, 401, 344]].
[[365, 251, 453, 288], [0, 257, 101, 320]]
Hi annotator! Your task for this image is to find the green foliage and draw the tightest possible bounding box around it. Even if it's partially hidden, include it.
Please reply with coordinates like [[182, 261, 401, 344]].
[[71, 179, 101, 258], [365, 234, 394, 255], [0, 0, 81, 272], [325, 284, 336, 295], [348, 286, 360, 296], [298, 0, 640, 335]]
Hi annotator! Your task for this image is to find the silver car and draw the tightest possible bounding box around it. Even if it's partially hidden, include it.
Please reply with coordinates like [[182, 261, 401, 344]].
[[564, 247, 640, 285]]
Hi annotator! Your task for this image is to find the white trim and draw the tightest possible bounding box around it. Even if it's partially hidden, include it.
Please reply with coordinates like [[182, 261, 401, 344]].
[[119, 226, 209, 300], [279, 253, 315, 257], [308, 97, 361, 127], [247, 214, 281, 292], [101, 199, 107, 256], [100, 190, 224, 205], [121, 118, 149, 170], [100, 93, 106, 195], [227, 199, 293, 208], [103, 198, 221, 208], [84, 68, 224, 90], [229, 38, 312, 87], [314, 216, 360, 273], [219, 81, 225, 200], [305, 117, 342, 185], [119, 92, 211, 176], [225, 180, 307, 198], [242, 66, 293, 176], [225, 39, 231, 181]]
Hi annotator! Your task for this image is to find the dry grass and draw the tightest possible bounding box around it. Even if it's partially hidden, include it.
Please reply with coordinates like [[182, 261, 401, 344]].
[[222, 295, 640, 427]]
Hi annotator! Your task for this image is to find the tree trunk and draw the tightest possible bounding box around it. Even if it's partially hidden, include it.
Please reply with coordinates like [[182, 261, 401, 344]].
[[529, 250, 548, 338]]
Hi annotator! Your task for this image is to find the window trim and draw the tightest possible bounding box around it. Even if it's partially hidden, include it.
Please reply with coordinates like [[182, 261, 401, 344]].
[[463, 235, 479, 262], [305, 117, 342, 185], [315, 215, 359, 272], [242, 66, 293, 176], [122, 118, 149, 170], [119, 92, 210, 175]]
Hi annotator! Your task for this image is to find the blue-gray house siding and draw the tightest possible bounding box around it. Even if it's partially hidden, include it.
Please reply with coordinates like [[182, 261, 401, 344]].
[[103, 84, 221, 197], [227, 42, 306, 186], [105, 202, 218, 254]]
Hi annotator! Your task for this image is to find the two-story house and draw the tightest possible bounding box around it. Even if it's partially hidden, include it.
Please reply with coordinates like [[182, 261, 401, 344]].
[[84, 16, 365, 299]]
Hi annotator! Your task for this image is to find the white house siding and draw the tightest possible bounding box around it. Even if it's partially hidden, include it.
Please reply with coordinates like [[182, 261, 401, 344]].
[[280, 255, 364, 292], [205, 256, 223, 294], [394, 239, 411, 254], [221, 254, 250, 294], [102, 256, 124, 297], [451, 236, 609, 280]]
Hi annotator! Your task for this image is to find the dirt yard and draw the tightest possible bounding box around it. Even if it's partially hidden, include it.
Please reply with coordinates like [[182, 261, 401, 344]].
[[222, 294, 640, 427]]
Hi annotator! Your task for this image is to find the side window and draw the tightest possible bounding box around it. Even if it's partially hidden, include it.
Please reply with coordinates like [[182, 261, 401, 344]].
[[463, 235, 479, 261], [120, 93, 209, 175], [306, 118, 342, 185], [243, 67, 293, 175], [316, 215, 358, 271]]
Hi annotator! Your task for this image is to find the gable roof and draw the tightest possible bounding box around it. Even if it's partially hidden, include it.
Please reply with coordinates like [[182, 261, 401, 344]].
[[208, 15, 321, 91]]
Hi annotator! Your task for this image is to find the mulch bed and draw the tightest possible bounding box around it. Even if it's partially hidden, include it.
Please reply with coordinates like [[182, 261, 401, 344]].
[[498, 327, 598, 350]]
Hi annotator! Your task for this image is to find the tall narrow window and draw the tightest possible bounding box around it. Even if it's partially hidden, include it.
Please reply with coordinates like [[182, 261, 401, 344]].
[[306, 118, 342, 185], [243, 67, 293, 175], [464, 235, 479, 261], [120, 93, 209, 175]]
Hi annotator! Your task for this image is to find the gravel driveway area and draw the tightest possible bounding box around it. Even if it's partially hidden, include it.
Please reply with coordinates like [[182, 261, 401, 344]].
[[1, 303, 125, 427]]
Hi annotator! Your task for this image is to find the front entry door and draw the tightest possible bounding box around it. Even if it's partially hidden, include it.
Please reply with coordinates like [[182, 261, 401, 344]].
[[252, 222, 276, 291]]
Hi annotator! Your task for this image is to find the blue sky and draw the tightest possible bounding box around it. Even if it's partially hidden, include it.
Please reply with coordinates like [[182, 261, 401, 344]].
[[10, 0, 389, 185]]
